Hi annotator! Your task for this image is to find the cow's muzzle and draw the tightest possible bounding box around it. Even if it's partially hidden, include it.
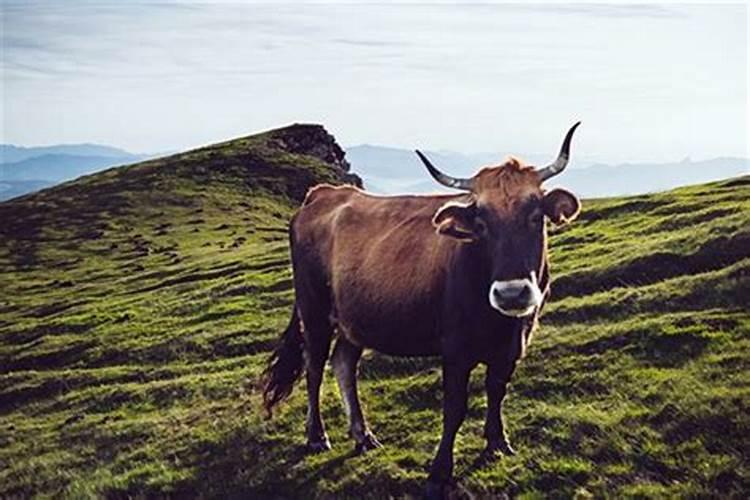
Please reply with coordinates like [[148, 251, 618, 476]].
[[488, 272, 542, 318]]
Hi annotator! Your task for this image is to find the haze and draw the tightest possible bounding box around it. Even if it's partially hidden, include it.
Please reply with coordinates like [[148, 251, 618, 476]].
[[1, 1, 748, 164]]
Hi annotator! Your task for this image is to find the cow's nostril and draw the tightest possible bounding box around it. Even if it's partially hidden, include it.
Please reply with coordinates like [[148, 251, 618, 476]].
[[498, 286, 524, 300]]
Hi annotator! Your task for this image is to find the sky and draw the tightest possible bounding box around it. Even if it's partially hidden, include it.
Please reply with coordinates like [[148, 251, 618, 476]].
[[1, 1, 748, 164]]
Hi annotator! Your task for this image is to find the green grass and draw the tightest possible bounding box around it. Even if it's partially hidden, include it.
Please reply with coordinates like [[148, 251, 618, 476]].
[[1, 125, 748, 498]]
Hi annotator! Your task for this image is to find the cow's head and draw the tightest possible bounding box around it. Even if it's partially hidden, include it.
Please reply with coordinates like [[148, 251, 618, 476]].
[[416, 123, 581, 318]]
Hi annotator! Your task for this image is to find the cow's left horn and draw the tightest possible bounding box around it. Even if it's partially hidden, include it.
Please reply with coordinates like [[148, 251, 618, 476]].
[[537, 121, 581, 182], [415, 150, 474, 191]]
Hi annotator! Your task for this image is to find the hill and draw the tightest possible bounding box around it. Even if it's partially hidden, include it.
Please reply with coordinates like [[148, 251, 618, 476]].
[[346, 144, 749, 198], [0, 125, 748, 498]]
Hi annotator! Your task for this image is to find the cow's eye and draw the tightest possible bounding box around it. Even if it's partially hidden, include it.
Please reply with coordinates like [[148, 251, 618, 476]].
[[528, 210, 543, 227], [474, 217, 489, 238]]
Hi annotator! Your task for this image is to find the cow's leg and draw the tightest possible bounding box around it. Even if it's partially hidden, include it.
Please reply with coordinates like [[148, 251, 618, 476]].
[[483, 362, 517, 457], [426, 361, 472, 497], [303, 318, 333, 452], [331, 337, 381, 453]]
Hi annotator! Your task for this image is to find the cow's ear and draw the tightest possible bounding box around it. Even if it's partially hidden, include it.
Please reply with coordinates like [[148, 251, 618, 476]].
[[433, 201, 484, 241], [543, 188, 581, 225]]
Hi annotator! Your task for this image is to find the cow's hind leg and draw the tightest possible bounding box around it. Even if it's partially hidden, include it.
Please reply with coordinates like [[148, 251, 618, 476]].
[[302, 315, 334, 452], [331, 337, 381, 453]]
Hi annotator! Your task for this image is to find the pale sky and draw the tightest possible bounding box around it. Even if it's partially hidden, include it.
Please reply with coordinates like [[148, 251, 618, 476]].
[[1, 1, 748, 164]]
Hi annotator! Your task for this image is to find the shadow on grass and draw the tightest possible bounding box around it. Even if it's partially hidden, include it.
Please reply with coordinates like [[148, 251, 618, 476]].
[[164, 428, 363, 498], [537, 326, 710, 370], [3, 340, 95, 373], [552, 230, 750, 299]]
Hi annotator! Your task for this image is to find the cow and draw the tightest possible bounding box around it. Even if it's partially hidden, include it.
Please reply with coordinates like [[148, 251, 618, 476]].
[[262, 123, 582, 496]]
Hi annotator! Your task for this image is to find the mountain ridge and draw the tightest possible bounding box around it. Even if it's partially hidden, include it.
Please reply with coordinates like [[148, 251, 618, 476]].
[[3, 140, 747, 201], [0, 143, 139, 163], [0, 144, 146, 201], [0, 154, 138, 182], [346, 144, 749, 197]]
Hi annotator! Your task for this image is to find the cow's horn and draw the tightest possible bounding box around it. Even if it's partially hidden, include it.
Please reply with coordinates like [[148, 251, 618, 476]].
[[537, 121, 581, 182], [415, 150, 474, 191]]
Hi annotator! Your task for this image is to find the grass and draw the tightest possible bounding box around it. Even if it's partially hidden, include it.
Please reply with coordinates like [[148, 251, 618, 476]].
[[0, 124, 748, 498]]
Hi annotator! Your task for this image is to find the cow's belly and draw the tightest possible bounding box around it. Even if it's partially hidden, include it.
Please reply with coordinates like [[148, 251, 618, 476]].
[[333, 283, 442, 357], [343, 324, 441, 357]]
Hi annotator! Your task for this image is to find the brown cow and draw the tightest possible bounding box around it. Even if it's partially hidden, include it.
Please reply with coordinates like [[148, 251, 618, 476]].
[[263, 123, 582, 496]]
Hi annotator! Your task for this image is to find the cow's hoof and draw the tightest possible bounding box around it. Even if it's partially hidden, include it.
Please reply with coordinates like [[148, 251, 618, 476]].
[[424, 480, 452, 500], [354, 433, 382, 454], [483, 439, 516, 459], [306, 437, 332, 453]]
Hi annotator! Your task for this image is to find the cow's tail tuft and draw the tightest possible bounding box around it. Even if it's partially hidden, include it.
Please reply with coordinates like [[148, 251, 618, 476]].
[[262, 305, 305, 418]]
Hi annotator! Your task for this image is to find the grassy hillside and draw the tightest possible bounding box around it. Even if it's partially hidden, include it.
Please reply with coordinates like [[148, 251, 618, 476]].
[[0, 125, 748, 498]]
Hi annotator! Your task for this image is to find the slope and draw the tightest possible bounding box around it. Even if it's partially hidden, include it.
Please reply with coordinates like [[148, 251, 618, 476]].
[[0, 126, 748, 498]]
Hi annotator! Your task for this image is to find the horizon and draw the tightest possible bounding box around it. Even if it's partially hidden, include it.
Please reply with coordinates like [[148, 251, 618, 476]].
[[2, 122, 747, 202], [2, 2, 748, 165], [3, 133, 749, 169]]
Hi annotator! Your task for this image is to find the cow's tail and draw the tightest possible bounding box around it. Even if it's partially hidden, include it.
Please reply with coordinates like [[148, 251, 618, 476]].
[[262, 304, 305, 418]]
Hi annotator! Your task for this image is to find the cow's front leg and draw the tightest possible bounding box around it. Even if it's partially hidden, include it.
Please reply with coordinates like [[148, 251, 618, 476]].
[[426, 361, 471, 498], [482, 362, 517, 458]]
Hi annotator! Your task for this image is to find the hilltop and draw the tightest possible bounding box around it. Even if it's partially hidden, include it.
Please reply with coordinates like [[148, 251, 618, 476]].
[[0, 124, 748, 498]]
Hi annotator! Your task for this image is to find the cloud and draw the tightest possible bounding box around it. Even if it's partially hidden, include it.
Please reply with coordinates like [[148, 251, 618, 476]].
[[1, 2, 746, 164], [331, 38, 411, 48], [544, 4, 683, 19]]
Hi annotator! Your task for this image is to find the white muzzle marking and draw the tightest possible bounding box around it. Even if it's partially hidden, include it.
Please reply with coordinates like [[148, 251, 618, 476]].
[[488, 271, 543, 317]]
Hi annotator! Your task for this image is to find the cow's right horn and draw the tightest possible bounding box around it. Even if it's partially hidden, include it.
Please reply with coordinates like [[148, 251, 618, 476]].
[[415, 150, 474, 191]]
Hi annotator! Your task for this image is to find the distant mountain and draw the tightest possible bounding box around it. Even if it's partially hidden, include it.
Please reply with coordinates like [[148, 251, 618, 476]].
[[0, 144, 145, 200], [546, 157, 750, 198], [346, 145, 542, 191], [0, 143, 138, 164], [0, 180, 55, 201], [3, 141, 746, 201], [0, 154, 139, 183], [346, 145, 749, 197], [346, 145, 555, 179]]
